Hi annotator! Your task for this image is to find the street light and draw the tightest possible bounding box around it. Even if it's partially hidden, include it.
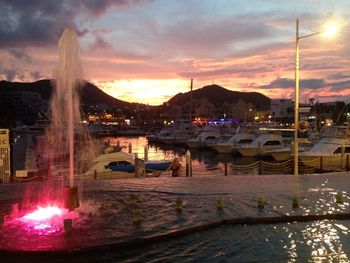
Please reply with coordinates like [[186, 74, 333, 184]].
[[294, 18, 337, 176]]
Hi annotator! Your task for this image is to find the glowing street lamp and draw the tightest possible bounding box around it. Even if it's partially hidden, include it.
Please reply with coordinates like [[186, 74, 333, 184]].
[[294, 18, 337, 176]]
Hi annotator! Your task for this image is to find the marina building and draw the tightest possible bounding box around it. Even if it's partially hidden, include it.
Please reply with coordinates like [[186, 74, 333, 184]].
[[0, 129, 11, 183]]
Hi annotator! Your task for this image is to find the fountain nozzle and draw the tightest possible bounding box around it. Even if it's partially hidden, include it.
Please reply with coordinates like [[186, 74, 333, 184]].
[[64, 186, 80, 210]]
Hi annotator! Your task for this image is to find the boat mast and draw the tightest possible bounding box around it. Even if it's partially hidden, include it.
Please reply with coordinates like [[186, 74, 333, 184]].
[[189, 79, 193, 130]]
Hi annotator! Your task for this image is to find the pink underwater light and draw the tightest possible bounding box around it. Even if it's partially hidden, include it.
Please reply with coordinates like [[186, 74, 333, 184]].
[[17, 205, 71, 235], [23, 206, 65, 221]]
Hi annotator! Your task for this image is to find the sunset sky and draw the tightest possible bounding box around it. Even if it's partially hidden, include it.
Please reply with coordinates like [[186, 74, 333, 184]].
[[0, 0, 350, 105]]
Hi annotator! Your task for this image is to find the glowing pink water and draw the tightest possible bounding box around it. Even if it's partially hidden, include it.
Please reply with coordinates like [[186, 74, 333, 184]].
[[17, 205, 73, 235], [23, 205, 65, 221], [0, 29, 96, 252]]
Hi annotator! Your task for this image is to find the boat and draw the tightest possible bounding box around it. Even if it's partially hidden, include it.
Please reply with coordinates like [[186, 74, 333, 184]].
[[298, 126, 350, 170], [212, 131, 256, 154], [84, 150, 173, 177], [186, 126, 221, 149], [153, 119, 197, 145], [114, 126, 147, 136], [105, 160, 172, 173], [205, 163, 220, 170], [237, 133, 285, 157], [268, 138, 314, 161], [158, 129, 194, 145], [88, 124, 113, 136], [268, 146, 292, 161]]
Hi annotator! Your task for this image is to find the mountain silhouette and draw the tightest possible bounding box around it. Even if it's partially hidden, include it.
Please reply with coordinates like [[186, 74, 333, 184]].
[[0, 79, 133, 107], [0, 80, 271, 127], [168, 84, 270, 110]]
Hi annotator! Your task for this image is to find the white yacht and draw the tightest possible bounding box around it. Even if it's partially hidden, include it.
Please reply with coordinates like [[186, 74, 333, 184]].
[[148, 120, 196, 145], [186, 126, 221, 148], [237, 133, 285, 157], [298, 126, 350, 170], [84, 151, 135, 177], [212, 132, 255, 154], [159, 129, 194, 145], [84, 150, 173, 178], [268, 138, 314, 161], [147, 126, 173, 143]]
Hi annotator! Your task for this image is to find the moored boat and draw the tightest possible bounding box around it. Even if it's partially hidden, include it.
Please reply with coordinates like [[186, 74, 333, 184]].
[[186, 126, 221, 149], [84, 150, 173, 177], [212, 132, 255, 154], [237, 133, 285, 157], [106, 160, 172, 173], [298, 126, 350, 170]]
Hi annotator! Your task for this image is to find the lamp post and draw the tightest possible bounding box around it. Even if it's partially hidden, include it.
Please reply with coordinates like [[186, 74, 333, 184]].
[[294, 18, 336, 176], [294, 19, 300, 177]]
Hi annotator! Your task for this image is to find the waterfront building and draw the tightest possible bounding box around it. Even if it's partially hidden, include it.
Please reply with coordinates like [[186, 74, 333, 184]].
[[270, 99, 293, 122], [0, 129, 11, 183]]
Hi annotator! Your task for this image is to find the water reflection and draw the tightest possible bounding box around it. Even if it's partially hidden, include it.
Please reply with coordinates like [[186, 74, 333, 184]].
[[2, 136, 350, 261], [105, 136, 259, 177], [281, 178, 350, 262], [302, 221, 348, 262]]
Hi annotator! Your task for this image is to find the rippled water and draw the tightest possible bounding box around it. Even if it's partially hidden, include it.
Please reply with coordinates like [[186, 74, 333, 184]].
[[1, 172, 350, 262], [114, 220, 350, 262]]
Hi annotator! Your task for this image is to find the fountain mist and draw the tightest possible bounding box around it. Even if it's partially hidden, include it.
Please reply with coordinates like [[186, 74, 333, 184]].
[[51, 28, 82, 189]]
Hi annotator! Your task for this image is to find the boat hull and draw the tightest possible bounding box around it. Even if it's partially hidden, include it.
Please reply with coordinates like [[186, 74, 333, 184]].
[[270, 151, 291, 161], [299, 154, 348, 170], [238, 147, 260, 157], [106, 161, 172, 173], [212, 144, 234, 154], [186, 141, 203, 148]]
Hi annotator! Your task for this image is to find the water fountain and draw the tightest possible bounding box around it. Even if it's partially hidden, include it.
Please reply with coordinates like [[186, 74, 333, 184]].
[[1, 29, 350, 262], [0, 28, 90, 247], [52, 28, 82, 210]]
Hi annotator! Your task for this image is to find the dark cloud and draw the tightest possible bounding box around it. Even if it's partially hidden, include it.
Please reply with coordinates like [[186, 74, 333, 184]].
[[327, 73, 350, 80], [159, 18, 276, 58], [259, 77, 326, 90], [9, 49, 32, 63], [30, 71, 42, 80], [0, 62, 10, 80], [89, 36, 113, 51], [3, 68, 17, 81], [261, 78, 294, 88], [0, 1, 80, 48], [0, 62, 42, 81], [303, 62, 342, 71], [312, 94, 348, 102], [0, 0, 151, 48], [0, 64, 27, 81], [83, 0, 153, 16], [328, 80, 350, 91], [302, 79, 333, 89], [178, 66, 268, 79]]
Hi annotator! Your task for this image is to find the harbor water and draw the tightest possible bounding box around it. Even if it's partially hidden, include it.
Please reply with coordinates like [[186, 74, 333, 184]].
[[1, 135, 350, 262], [105, 136, 270, 177], [1, 172, 350, 262]]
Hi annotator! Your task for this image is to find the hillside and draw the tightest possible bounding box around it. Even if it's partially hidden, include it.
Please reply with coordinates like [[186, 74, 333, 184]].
[[168, 84, 270, 110], [0, 79, 135, 108], [0, 80, 270, 110], [0, 80, 271, 127]]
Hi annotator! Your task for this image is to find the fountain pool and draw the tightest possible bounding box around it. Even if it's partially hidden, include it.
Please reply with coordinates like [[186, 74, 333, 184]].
[[1, 173, 350, 262]]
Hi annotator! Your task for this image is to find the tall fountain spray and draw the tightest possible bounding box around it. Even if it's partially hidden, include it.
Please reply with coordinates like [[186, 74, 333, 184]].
[[51, 28, 83, 209]]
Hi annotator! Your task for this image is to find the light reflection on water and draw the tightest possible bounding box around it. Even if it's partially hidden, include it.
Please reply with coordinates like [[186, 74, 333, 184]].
[[113, 220, 350, 262], [2, 137, 350, 262], [106, 136, 258, 177]]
